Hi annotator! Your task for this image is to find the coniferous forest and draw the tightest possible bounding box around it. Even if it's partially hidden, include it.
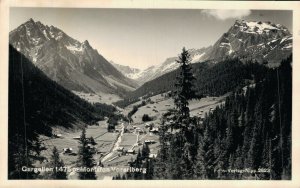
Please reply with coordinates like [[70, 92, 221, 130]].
[[8, 45, 117, 179], [116, 50, 292, 180]]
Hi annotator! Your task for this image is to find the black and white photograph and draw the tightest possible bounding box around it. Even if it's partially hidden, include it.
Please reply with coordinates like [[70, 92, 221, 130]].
[[2, 0, 299, 185]]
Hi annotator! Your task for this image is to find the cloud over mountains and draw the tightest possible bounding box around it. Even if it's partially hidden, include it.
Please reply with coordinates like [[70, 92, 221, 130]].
[[202, 9, 251, 20]]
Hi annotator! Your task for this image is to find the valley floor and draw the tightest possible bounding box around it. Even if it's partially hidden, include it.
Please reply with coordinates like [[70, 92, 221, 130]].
[[72, 90, 121, 105], [38, 93, 228, 179]]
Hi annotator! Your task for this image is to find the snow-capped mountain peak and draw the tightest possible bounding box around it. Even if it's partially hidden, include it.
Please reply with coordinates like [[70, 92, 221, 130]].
[[9, 18, 138, 96], [233, 20, 290, 35], [133, 20, 292, 85], [130, 47, 209, 84], [110, 61, 142, 80], [203, 19, 292, 66]]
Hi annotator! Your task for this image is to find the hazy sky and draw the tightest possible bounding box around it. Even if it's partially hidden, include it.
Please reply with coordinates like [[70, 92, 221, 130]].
[[10, 8, 292, 70]]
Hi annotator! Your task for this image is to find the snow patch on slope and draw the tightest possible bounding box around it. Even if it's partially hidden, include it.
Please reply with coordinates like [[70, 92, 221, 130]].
[[66, 44, 83, 52], [191, 53, 205, 63]]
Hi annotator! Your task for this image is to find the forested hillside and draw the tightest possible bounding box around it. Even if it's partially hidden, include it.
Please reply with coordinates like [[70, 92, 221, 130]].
[[115, 59, 268, 108], [119, 55, 292, 180], [8, 45, 116, 179]]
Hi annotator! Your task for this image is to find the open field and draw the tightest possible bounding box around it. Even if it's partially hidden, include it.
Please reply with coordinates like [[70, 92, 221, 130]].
[[123, 92, 228, 124], [189, 94, 229, 118], [38, 120, 116, 167], [72, 90, 121, 104], [119, 133, 137, 148]]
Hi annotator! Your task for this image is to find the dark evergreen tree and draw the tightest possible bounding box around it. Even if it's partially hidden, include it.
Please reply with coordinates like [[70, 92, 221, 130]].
[[47, 146, 67, 179], [194, 124, 215, 179], [173, 47, 197, 129], [141, 144, 150, 159], [166, 134, 184, 179], [89, 136, 97, 146], [153, 124, 169, 179], [77, 128, 97, 179]]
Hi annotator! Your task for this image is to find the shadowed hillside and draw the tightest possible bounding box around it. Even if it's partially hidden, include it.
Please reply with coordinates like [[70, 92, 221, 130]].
[[8, 45, 117, 179]]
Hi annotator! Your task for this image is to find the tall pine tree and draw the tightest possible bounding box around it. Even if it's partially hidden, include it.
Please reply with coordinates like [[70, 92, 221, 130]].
[[46, 146, 67, 179], [173, 47, 197, 130], [76, 128, 97, 179]]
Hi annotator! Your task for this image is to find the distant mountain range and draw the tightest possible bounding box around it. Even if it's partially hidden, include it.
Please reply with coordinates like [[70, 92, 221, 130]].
[[9, 19, 292, 98], [115, 58, 273, 108], [110, 61, 142, 80], [9, 18, 138, 97], [115, 20, 292, 85], [130, 47, 209, 85]]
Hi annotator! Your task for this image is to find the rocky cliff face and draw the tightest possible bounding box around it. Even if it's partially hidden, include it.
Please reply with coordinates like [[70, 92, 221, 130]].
[[203, 20, 292, 66], [9, 18, 138, 97]]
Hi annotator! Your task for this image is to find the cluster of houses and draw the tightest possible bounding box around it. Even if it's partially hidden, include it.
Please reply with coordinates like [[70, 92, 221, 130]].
[[116, 147, 136, 155], [61, 136, 98, 156], [62, 143, 97, 156], [126, 123, 160, 135]]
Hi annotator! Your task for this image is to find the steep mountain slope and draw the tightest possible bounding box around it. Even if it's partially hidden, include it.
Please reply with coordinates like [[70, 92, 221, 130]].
[[202, 20, 292, 66], [9, 18, 138, 97], [9, 44, 108, 131], [134, 20, 292, 85]]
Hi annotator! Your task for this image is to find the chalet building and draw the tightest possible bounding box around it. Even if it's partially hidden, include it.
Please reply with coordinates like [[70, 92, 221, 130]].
[[127, 149, 135, 154], [149, 127, 159, 134], [144, 140, 156, 144], [116, 147, 124, 152], [53, 133, 62, 138], [63, 148, 73, 154]]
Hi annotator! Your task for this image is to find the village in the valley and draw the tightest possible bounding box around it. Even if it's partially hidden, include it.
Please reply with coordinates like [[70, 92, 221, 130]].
[[39, 92, 226, 179]]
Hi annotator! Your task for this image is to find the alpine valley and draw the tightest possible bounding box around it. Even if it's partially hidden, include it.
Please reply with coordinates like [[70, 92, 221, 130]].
[[9, 19, 292, 99], [8, 17, 292, 180]]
